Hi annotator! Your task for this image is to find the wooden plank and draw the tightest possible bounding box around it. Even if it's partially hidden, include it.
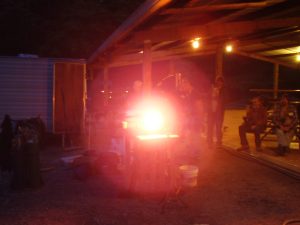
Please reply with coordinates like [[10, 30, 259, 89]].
[[205, 0, 285, 25], [131, 17, 300, 44], [162, 1, 284, 15], [251, 43, 300, 53], [111, 43, 217, 65], [270, 52, 299, 58], [236, 50, 297, 69], [215, 47, 223, 78], [88, 0, 172, 65], [106, 50, 215, 68], [273, 64, 279, 99], [159, 0, 286, 28], [143, 40, 152, 95]]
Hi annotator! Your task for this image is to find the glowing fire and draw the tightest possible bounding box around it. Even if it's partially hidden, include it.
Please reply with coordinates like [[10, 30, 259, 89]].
[[124, 97, 178, 140], [142, 109, 164, 132]]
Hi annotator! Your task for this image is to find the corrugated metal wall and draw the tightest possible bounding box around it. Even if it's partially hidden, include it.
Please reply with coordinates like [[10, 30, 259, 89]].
[[0, 56, 85, 132]]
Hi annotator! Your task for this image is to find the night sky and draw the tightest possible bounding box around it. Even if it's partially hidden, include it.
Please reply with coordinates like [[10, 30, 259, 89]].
[[0, 0, 143, 58], [1, 0, 299, 103]]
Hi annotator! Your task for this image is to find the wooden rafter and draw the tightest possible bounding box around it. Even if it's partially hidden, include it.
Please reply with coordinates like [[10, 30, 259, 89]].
[[131, 17, 300, 44], [193, 0, 286, 26], [264, 29, 300, 41], [88, 0, 173, 64], [152, 40, 177, 51], [260, 5, 300, 20], [162, 0, 284, 15], [236, 50, 297, 69], [267, 52, 299, 58], [250, 43, 300, 53], [108, 49, 214, 68], [158, 0, 285, 29], [109, 44, 217, 67]]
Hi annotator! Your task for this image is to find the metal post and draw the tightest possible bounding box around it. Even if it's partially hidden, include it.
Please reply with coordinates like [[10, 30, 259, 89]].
[[143, 40, 152, 95], [273, 64, 279, 100]]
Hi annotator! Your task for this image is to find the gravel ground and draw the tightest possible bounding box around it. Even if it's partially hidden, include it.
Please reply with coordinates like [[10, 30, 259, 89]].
[[1, 146, 300, 225]]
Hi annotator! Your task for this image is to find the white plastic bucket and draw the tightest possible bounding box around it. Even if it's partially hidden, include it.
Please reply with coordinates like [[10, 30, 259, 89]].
[[179, 165, 199, 187]]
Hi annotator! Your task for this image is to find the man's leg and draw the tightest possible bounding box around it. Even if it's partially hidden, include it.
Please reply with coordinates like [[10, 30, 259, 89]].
[[276, 129, 287, 146], [253, 126, 264, 150], [239, 123, 249, 148], [286, 130, 295, 148]]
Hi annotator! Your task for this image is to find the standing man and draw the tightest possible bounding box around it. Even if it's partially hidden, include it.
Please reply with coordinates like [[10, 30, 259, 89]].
[[207, 76, 226, 147], [179, 77, 204, 156], [126, 80, 143, 109]]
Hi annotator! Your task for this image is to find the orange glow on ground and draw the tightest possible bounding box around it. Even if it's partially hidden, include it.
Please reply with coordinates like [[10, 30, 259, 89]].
[[137, 134, 179, 140]]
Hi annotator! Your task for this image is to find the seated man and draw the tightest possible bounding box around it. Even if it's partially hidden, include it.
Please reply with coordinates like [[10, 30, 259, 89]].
[[273, 94, 298, 156], [238, 96, 267, 151]]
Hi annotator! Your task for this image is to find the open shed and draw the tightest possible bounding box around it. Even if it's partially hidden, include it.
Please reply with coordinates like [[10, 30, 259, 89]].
[[88, 0, 300, 100]]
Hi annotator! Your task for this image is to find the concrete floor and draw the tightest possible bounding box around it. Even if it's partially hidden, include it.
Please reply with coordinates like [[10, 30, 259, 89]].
[[222, 109, 300, 174]]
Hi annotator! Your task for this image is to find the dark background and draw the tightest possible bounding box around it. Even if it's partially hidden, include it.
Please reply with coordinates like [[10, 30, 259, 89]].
[[1, 0, 299, 104], [0, 0, 143, 58]]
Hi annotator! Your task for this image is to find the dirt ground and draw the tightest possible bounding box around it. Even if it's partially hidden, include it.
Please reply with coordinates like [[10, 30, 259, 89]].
[[1, 144, 300, 225]]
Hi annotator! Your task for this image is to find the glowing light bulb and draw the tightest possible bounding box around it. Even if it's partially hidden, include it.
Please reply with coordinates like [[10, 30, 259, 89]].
[[142, 109, 164, 132], [296, 54, 300, 62], [191, 38, 201, 49], [225, 44, 233, 53]]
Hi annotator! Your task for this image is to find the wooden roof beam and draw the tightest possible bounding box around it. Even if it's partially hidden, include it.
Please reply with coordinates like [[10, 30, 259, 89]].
[[236, 50, 297, 69], [109, 45, 217, 67], [260, 5, 300, 20], [196, 0, 286, 26], [131, 17, 300, 44], [250, 43, 300, 53], [151, 40, 177, 51], [88, 0, 173, 64], [268, 52, 299, 58], [162, 0, 285, 15], [108, 49, 215, 68]]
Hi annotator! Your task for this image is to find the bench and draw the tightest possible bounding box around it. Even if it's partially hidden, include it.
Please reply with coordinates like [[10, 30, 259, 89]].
[[260, 109, 300, 150]]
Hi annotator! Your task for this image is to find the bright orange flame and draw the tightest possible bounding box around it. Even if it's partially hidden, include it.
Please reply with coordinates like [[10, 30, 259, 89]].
[[142, 109, 164, 132], [296, 54, 300, 62], [124, 96, 178, 140]]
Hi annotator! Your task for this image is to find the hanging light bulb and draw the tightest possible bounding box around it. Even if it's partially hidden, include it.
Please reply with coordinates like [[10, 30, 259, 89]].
[[191, 37, 201, 49], [296, 53, 300, 62], [225, 44, 233, 53]]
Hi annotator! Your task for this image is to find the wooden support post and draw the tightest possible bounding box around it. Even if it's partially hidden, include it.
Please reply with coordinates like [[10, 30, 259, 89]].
[[215, 47, 223, 79], [103, 65, 109, 106], [169, 59, 175, 75], [169, 60, 180, 89], [143, 40, 152, 95], [273, 64, 279, 100]]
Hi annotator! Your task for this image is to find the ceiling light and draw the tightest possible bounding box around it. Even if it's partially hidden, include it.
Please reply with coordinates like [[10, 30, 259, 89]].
[[225, 44, 233, 53], [296, 54, 300, 62], [191, 38, 201, 49]]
